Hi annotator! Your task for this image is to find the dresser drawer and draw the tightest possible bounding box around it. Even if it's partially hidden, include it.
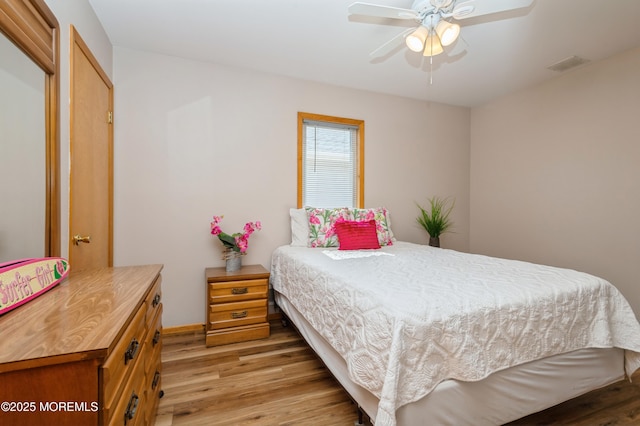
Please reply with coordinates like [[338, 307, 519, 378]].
[[145, 304, 163, 375], [107, 348, 147, 426], [144, 356, 163, 425], [209, 299, 267, 329], [208, 278, 268, 303], [102, 305, 147, 413], [145, 276, 162, 327]]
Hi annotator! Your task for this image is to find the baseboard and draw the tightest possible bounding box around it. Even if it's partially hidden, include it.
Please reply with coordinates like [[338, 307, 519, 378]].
[[163, 323, 204, 336], [163, 314, 280, 336]]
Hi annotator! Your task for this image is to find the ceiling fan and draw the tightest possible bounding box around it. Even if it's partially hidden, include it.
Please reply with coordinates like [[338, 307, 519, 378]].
[[348, 0, 533, 58]]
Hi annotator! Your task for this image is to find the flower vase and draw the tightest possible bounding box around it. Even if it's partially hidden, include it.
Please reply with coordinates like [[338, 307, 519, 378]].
[[224, 248, 242, 272]]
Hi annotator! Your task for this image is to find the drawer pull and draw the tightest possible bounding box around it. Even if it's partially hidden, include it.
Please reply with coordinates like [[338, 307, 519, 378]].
[[153, 329, 161, 346], [125, 392, 139, 423], [152, 293, 161, 307], [231, 287, 248, 295], [124, 338, 139, 364], [152, 370, 161, 390], [231, 310, 248, 319]]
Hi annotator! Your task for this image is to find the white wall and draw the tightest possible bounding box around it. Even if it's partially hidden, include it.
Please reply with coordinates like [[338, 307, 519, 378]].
[[112, 47, 470, 327], [470, 47, 640, 318]]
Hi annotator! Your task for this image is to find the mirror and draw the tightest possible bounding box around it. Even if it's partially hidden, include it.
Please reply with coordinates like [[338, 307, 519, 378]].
[[0, 0, 60, 261], [0, 35, 46, 259]]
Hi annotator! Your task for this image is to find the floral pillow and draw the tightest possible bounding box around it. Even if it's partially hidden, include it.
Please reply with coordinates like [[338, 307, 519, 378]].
[[305, 207, 351, 248], [349, 207, 394, 246]]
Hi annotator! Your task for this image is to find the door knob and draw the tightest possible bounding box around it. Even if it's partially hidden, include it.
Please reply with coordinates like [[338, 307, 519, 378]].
[[73, 234, 91, 245]]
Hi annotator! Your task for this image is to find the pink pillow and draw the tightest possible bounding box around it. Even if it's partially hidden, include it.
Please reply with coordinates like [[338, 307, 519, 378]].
[[335, 220, 381, 250]]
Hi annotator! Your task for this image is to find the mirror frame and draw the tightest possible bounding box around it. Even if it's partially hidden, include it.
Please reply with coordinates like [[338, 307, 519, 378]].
[[0, 0, 60, 257]]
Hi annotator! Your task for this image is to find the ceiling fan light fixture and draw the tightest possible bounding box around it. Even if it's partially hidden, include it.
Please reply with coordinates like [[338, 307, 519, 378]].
[[435, 20, 460, 46], [422, 33, 443, 57], [405, 26, 429, 52]]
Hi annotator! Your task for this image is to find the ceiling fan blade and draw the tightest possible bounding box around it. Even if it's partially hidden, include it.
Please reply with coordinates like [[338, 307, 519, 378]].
[[452, 0, 533, 20], [348, 2, 419, 20], [369, 27, 415, 57]]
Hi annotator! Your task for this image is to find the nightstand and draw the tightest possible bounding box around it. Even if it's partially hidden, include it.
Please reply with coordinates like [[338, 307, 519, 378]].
[[205, 264, 270, 347]]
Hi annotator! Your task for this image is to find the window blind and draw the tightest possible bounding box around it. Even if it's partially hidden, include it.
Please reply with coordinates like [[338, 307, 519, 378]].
[[302, 120, 358, 208]]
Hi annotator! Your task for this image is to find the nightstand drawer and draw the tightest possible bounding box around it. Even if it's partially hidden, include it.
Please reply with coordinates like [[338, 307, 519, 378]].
[[209, 299, 267, 329], [208, 278, 268, 303]]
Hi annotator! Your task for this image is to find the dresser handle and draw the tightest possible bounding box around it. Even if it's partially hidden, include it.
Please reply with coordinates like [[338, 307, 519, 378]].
[[152, 293, 161, 307], [124, 338, 139, 364], [231, 287, 248, 295], [125, 392, 139, 423], [153, 329, 161, 346], [152, 370, 161, 390], [231, 310, 248, 319]]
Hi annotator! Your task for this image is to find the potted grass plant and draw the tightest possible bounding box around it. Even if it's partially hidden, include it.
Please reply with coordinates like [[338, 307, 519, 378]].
[[416, 196, 454, 247]]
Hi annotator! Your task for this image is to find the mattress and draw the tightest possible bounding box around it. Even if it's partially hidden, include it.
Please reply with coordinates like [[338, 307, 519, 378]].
[[276, 292, 624, 425], [270, 242, 640, 426]]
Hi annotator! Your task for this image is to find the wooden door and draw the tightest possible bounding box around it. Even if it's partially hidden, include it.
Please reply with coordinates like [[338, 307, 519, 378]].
[[69, 26, 113, 271]]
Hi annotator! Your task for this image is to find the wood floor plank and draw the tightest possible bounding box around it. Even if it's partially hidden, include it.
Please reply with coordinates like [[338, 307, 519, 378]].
[[156, 321, 640, 425]]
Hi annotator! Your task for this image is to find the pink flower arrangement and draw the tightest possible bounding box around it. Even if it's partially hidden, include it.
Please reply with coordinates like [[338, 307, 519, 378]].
[[210, 215, 261, 253]]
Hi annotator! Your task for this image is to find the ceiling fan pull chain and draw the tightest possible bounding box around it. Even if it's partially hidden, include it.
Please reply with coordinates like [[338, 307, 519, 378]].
[[428, 24, 434, 85], [430, 55, 433, 85]]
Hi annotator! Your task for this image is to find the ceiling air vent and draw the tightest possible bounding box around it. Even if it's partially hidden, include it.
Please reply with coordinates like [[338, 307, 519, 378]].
[[547, 55, 590, 72]]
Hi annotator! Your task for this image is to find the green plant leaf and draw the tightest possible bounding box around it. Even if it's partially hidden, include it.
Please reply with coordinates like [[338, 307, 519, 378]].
[[416, 196, 455, 238], [218, 232, 240, 251]]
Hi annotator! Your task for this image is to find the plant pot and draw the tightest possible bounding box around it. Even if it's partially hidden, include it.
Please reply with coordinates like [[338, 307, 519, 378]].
[[223, 247, 242, 272], [429, 236, 440, 248], [226, 255, 242, 272]]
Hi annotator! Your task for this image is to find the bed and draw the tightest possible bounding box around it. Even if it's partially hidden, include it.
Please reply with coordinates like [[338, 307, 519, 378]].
[[269, 208, 640, 426]]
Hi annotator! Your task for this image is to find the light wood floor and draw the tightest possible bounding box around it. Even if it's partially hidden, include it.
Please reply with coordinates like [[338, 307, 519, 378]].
[[155, 321, 640, 425]]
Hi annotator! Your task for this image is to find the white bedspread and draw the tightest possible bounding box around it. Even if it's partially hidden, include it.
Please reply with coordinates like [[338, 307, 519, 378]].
[[270, 242, 640, 426]]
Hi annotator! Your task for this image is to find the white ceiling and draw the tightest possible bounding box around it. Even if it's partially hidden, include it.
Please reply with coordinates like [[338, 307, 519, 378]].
[[88, 0, 640, 108]]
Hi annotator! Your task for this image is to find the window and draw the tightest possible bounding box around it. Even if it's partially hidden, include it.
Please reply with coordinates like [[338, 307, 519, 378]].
[[297, 112, 364, 208]]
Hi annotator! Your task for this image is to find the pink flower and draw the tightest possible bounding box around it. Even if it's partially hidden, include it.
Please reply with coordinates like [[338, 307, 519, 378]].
[[309, 214, 321, 225], [235, 234, 249, 252], [244, 222, 257, 235], [211, 214, 261, 253], [210, 216, 225, 235]]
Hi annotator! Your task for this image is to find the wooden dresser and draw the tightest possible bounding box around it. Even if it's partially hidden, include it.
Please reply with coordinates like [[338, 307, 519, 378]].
[[0, 264, 163, 426], [205, 264, 270, 346]]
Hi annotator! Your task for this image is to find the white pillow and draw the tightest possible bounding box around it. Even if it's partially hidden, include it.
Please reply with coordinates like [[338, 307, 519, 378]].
[[290, 208, 309, 246], [385, 208, 396, 242]]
